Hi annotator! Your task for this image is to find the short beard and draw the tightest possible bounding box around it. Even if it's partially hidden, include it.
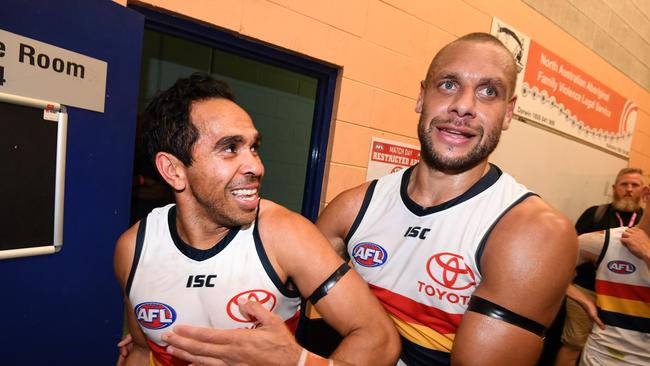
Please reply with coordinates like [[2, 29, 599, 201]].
[[418, 116, 501, 173], [611, 197, 640, 212], [192, 176, 261, 227]]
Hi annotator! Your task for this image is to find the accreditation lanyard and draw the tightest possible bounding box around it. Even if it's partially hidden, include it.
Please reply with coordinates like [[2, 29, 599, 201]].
[[616, 211, 637, 228]]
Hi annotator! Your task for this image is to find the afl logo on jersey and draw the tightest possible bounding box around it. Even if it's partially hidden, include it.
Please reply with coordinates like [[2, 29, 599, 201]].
[[352, 242, 388, 267], [607, 260, 636, 274], [227, 290, 277, 323], [135, 302, 176, 330], [426, 252, 476, 290]]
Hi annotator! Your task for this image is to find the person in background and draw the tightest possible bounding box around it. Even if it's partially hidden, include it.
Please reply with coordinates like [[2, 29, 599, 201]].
[[566, 181, 649, 365], [114, 73, 399, 366], [555, 168, 644, 366]]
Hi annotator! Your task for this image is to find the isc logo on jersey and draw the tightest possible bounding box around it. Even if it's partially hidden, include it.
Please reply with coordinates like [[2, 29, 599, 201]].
[[352, 242, 388, 267], [135, 302, 176, 330], [608, 260, 636, 274]]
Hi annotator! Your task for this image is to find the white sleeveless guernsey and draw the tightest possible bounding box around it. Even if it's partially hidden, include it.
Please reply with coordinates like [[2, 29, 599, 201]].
[[346, 164, 533, 365], [581, 227, 650, 366], [127, 204, 301, 366]]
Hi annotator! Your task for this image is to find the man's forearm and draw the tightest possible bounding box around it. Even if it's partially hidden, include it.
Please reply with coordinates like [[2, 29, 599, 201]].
[[330, 328, 399, 366]]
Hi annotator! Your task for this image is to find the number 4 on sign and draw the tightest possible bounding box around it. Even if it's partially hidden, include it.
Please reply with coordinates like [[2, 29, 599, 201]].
[[0, 66, 5, 86]]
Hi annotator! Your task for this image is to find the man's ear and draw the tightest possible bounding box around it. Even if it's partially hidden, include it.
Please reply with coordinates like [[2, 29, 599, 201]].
[[155, 152, 187, 191], [502, 94, 517, 131], [415, 80, 426, 113]]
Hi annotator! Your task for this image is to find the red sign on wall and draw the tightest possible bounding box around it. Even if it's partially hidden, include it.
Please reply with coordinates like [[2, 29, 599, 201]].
[[491, 18, 637, 157], [366, 137, 420, 181]]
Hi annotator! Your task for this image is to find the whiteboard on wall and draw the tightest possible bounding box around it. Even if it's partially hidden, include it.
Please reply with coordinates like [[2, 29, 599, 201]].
[[490, 117, 627, 223], [0, 92, 67, 259]]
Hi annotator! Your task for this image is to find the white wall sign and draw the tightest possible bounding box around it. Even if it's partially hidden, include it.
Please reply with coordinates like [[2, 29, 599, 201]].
[[366, 137, 420, 181], [490, 18, 636, 157], [0, 28, 107, 112]]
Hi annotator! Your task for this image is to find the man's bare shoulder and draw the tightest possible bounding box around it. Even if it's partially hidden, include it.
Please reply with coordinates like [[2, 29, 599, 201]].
[[503, 195, 575, 236], [114, 221, 140, 289], [317, 182, 374, 231], [255, 199, 325, 256], [324, 181, 374, 216], [315, 181, 375, 257], [453, 195, 579, 366], [257, 199, 310, 228], [488, 195, 577, 261], [479, 195, 578, 322]]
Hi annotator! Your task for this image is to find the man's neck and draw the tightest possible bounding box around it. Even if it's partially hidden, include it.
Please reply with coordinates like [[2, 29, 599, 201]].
[[407, 160, 491, 207], [174, 202, 232, 250]]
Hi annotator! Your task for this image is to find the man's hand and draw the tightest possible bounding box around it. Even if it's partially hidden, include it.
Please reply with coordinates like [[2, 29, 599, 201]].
[[163, 299, 303, 366], [116, 333, 133, 366], [621, 227, 650, 267]]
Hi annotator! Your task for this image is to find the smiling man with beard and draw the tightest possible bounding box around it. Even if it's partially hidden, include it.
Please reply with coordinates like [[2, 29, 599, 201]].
[[316, 33, 578, 365], [113, 73, 399, 366]]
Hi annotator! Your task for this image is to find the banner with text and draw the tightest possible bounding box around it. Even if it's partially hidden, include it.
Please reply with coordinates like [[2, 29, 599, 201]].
[[366, 137, 420, 181], [0, 28, 107, 112], [491, 18, 637, 157]]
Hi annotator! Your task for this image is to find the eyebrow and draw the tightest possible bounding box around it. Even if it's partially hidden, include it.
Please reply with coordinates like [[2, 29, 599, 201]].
[[479, 78, 508, 92], [480, 77, 506, 85], [214, 132, 262, 150], [435, 72, 460, 82]]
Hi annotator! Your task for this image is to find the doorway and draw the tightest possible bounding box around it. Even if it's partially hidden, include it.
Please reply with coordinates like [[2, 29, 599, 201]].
[[130, 5, 338, 223]]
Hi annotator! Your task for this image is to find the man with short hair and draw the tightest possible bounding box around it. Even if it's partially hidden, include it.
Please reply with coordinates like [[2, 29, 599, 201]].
[[555, 168, 645, 366], [315, 32, 577, 365], [566, 182, 650, 365], [577, 168, 645, 233], [114, 73, 400, 366]]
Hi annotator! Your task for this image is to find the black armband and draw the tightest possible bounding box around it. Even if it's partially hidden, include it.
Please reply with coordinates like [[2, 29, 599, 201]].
[[308, 263, 351, 304], [467, 295, 547, 337]]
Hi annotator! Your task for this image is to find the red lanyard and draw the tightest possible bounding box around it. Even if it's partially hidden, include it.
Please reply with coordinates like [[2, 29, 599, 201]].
[[616, 211, 637, 228]]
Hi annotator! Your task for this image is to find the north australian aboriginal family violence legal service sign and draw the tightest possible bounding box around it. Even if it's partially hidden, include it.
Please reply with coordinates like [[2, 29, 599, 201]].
[[491, 18, 637, 157]]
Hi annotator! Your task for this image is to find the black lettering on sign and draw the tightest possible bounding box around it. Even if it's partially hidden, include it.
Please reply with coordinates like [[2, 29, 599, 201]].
[[37, 53, 50, 68], [0, 40, 5, 57], [19, 43, 35, 64], [0, 66, 5, 86], [19, 42, 85, 79]]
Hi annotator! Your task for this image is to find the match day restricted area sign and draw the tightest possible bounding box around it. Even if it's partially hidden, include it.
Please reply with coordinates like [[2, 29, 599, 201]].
[[491, 18, 637, 157], [0, 28, 107, 112], [366, 137, 420, 181]]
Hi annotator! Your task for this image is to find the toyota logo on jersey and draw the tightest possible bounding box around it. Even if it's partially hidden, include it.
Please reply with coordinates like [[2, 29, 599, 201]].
[[226, 289, 277, 323], [426, 252, 476, 290]]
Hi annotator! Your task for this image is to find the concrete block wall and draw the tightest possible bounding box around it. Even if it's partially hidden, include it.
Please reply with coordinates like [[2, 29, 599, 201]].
[[119, 0, 650, 199], [521, 0, 650, 173]]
